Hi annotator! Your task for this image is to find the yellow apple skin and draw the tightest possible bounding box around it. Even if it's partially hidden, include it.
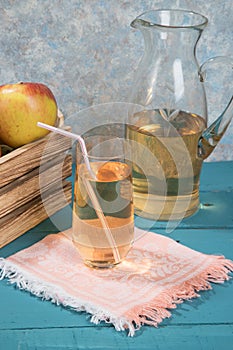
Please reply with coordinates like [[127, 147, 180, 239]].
[[0, 82, 58, 148]]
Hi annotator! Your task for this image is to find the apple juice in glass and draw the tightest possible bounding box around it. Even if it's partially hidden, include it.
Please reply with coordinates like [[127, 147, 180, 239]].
[[72, 136, 134, 268]]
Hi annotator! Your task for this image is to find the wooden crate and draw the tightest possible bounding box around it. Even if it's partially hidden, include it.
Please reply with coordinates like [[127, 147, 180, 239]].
[[0, 116, 72, 248]]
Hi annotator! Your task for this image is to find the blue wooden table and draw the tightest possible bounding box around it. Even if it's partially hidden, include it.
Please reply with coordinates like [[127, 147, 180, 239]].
[[0, 161, 233, 350]]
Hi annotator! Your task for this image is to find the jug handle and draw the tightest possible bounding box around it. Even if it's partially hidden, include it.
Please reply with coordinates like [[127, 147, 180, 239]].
[[198, 56, 233, 159]]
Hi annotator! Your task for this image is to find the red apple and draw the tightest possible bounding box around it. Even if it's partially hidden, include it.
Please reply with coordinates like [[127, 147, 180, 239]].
[[0, 82, 58, 148]]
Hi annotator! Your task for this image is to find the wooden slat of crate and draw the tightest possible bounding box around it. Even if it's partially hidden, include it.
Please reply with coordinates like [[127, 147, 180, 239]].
[[0, 181, 72, 248], [0, 128, 71, 188], [0, 154, 72, 218]]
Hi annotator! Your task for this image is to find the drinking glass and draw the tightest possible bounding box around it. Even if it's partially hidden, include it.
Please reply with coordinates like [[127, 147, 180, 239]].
[[72, 135, 134, 268]]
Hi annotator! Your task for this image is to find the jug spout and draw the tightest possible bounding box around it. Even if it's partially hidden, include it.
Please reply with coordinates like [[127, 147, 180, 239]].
[[198, 57, 233, 159]]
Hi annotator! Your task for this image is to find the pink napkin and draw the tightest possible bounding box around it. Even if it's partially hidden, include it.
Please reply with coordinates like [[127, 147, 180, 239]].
[[0, 228, 232, 336]]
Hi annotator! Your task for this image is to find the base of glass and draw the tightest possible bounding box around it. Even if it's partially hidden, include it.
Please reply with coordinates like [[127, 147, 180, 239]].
[[84, 259, 121, 269]]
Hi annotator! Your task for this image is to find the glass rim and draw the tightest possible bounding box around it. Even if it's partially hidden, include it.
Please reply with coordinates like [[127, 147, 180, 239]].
[[131, 9, 208, 30], [77, 136, 126, 161], [87, 153, 125, 161]]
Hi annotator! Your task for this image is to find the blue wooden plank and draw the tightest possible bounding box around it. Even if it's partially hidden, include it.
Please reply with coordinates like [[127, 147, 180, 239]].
[[201, 161, 233, 191], [1, 325, 233, 350]]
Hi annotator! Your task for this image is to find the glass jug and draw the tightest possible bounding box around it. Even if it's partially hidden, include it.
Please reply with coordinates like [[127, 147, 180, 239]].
[[127, 9, 233, 221]]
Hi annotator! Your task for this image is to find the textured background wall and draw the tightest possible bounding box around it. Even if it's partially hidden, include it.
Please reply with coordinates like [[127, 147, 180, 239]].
[[0, 0, 232, 161]]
